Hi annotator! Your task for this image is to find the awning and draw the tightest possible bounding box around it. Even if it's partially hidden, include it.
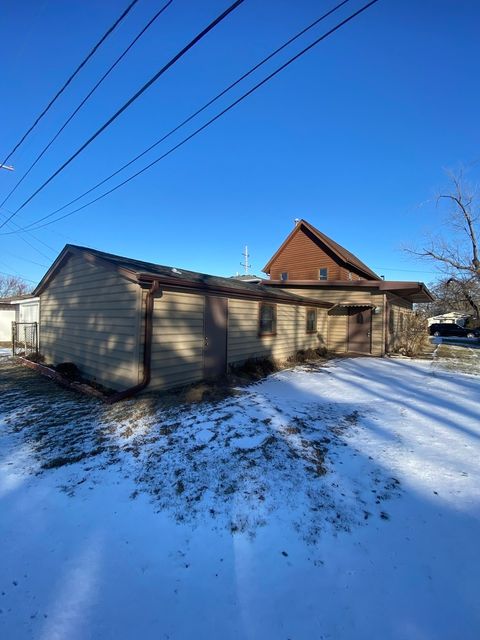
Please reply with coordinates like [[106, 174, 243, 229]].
[[329, 302, 376, 309]]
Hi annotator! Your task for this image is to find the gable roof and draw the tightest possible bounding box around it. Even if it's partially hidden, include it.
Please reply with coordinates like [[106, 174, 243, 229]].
[[263, 219, 381, 280], [34, 245, 332, 308]]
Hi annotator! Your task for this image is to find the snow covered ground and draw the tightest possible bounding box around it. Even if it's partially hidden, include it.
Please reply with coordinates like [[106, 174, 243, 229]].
[[0, 355, 479, 639]]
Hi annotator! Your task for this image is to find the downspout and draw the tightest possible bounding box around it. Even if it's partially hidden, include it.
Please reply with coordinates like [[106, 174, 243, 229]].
[[106, 279, 161, 403]]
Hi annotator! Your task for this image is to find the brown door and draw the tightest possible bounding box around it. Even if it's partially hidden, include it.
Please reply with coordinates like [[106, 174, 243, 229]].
[[204, 296, 228, 378], [348, 307, 372, 354]]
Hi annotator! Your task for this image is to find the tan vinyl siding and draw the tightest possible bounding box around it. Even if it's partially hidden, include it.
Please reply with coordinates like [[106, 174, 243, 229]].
[[281, 287, 386, 356], [227, 299, 328, 365], [149, 291, 205, 391], [386, 295, 414, 351], [39, 253, 142, 390]]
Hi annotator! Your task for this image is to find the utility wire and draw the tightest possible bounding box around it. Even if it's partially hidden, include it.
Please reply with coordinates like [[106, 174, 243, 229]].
[[0, 208, 56, 260], [0, 269, 38, 285], [0, 0, 141, 168], [0, 246, 49, 269], [0, 0, 174, 210], [15, 0, 381, 234], [0, 0, 246, 231], [21, 0, 353, 226]]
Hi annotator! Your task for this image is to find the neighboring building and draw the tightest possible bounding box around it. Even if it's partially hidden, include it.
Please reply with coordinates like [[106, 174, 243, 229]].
[[0, 295, 39, 348], [0, 299, 16, 345], [262, 220, 433, 356], [427, 312, 469, 327], [32, 221, 433, 396], [34, 245, 331, 393], [230, 274, 263, 283]]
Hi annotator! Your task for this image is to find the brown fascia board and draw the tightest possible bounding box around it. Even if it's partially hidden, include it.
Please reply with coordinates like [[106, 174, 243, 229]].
[[136, 273, 332, 308], [264, 278, 434, 303], [263, 279, 382, 290]]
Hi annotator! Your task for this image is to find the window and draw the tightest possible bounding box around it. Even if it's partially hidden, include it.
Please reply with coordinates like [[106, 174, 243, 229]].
[[259, 303, 276, 336], [306, 308, 317, 333], [281, 272, 288, 281], [399, 313, 404, 331], [319, 268, 328, 280]]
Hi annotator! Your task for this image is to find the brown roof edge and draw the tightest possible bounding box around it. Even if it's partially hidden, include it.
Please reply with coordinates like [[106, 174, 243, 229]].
[[136, 273, 332, 308], [263, 279, 382, 288], [262, 219, 381, 280], [34, 245, 332, 308], [264, 278, 434, 303]]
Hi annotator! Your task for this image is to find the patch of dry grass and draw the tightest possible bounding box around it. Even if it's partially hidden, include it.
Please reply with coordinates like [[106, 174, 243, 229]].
[[434, 343, 480, 376]]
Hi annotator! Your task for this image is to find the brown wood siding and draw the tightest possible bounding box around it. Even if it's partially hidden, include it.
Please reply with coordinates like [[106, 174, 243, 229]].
[[268, 226, 364, 281], [39, 253, 142, 390], [280, 287, 386, 356]]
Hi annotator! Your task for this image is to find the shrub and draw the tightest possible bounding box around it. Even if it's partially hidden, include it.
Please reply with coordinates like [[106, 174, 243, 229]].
[[393, 313, 430, 357]]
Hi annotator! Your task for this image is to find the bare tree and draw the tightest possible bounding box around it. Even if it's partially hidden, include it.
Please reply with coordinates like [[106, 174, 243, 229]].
[[407, 171, 480, 317], [0, 274, 31, 298], [421, 277, 480, 321]]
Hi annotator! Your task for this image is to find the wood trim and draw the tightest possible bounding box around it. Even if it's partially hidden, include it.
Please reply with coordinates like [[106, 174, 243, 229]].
[[305, 307, 317, 334], [347, 307, 372, 355], [258, 302, 277, 337]]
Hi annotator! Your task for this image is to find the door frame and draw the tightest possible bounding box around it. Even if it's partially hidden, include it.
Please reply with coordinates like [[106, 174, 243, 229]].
[[203, 295, 228, 379], [347, 306, 372, 354]]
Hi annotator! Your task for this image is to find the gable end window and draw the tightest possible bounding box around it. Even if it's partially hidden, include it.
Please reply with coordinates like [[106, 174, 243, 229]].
[[319, 268, 328, 280], [306, 308, 317, 334], [281, 272, 288, 281], [259, 303, 277, 336]]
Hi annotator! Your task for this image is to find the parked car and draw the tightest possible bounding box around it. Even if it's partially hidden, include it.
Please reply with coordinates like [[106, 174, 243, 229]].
[[429, 323, 480, 339]]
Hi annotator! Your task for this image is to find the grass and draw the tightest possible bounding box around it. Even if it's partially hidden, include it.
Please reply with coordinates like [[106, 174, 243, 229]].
[[433, 342, 480, 375]]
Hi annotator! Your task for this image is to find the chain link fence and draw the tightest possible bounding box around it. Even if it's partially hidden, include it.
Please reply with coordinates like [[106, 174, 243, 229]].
[[12, 322, 38, 357]]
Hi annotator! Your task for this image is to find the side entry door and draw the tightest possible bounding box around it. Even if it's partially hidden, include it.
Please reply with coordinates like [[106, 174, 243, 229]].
[[204, 296, 228, 378]]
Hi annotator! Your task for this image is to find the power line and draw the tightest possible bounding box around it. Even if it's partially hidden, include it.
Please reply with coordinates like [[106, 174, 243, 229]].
[[19, 0, 352, 227], [0, 0, 174, 210], [0, 0, 246, 231], [373, 266, 442, 275], [14, 0, 381, 234], [0, 269, 38, 285], [1, 0, 141, 168], [0, 246, 48, 269], [0, 208, 57, 260]]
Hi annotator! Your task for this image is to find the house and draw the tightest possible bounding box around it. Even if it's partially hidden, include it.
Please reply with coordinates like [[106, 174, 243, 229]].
[[31, 221, 432, 397], [0, 299, 16, 345], [427, 311, 469, 327], [10, 295, 40, 324], [261, 220, 433, 356], [33, 245, 331, 395]]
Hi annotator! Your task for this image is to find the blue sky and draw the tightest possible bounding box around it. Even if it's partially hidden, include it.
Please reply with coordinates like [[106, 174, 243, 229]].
[[0, 0, 479, 287]]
